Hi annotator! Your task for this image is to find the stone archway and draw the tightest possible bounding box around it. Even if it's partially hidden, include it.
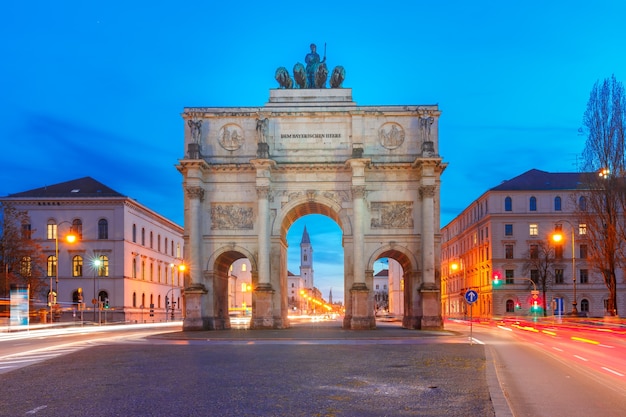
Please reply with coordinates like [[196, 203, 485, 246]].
[[178, 88, 446, 330]]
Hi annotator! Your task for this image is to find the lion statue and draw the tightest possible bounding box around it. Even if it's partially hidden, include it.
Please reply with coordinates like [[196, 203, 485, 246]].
[[275, 67, 293, 89], [314, 62, 328, 88], [293, 63, 306, 89], [330, 66, 345, 88]]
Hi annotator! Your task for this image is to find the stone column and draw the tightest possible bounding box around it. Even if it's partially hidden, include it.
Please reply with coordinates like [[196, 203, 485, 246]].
[[420, 185, 436, 288], [419, 184, 441, 329], [186, 186, 205, 286], [183, 186, 206, 331], [256, 186, 271, 288], [351, 185, 366, 288]]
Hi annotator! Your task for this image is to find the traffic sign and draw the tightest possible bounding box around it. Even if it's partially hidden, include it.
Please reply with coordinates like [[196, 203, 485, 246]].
[[464, 289, 478, 304]]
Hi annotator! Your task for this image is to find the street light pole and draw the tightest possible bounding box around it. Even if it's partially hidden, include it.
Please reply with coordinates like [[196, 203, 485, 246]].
[[93, 258, 101, 323], [552, 220, 577, 315], [51, 221, 76, 323]]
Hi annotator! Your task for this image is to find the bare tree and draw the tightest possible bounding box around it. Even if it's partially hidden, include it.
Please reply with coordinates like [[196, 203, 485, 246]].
[[0, 203, 48, 302], [522, 239, 557, 317], [579, 75, 626, 316]]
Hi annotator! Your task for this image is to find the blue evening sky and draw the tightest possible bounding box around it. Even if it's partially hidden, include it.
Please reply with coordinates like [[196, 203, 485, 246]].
[[2, 1, 625, 302]]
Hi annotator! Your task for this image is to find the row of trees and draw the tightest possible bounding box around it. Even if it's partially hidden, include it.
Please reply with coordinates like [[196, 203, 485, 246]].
[[0, 203, 48, 301], [522, 75, 625, 316]]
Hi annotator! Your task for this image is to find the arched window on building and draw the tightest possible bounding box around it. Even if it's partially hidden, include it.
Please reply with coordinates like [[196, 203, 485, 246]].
[[97, 255, 109, 277], [504, 196, 512, 212], [132, 224, 137, 243], [72, 219, 83, 239], [72, 255, 83, 277], [554, 196, 562, 211], [47, 255, 57, 277], [580, 298, 589, 313], [506, 299, 515, 313], [529, 196, 537, 211], [579, 196, 587, 211], [98, 219, 108, 239], [133, 292, 137, 307]]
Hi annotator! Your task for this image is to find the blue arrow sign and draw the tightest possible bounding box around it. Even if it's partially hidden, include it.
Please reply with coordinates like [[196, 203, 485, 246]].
[[464, 289, 478, 304]]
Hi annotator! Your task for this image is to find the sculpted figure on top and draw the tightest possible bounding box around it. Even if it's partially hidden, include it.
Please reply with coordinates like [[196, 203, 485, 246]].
[[274, 43, 345, 89]]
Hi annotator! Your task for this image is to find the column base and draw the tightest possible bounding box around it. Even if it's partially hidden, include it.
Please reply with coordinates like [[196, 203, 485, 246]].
[[343, 284, 376, 330], [250, 285, 278, 329], [182, 284, 208, 331]]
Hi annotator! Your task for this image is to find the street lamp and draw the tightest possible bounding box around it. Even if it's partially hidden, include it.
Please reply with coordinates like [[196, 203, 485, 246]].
[[552, 220, 577, 315], [168, 263, 185, 320], [51, 222, 76, 323], [93, 258, 102, 323]]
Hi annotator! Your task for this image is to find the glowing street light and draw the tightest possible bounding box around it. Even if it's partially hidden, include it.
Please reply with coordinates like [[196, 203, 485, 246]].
[[51, 222, 76, 323], [552, 220, 577, 315]]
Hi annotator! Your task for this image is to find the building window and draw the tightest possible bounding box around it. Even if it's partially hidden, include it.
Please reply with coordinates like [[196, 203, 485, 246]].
[[142, 293, 146, 308], [505, 224, 513, 236], [20, 256, 32, 277], [97, 256, 109, 277], [505, 269, 514, 284], [504, 196, 512, 212], [47, 255, 57, 277], [141, 228, 145, 246], [555, 268, 564, 284], [530, 244, 538, 259], [579, 196, 587, 211], [529, 224, 538, 236], [133, 292, 137, 308], [530, 270, 539, 284], [580, 299, 589, 313], [555, 244, 563, 259], [22, 223, 32, 239], [158, 235, 161, 252], [505, 245, 514, 259], [158, 265, 162, 283], [132, 224, 137, 243], [579, 244, 588, 259], [176, 243, 181, 258], [98, 219, 108, 240], [554, 196, 562, 211], [506, 299, 515, 313], [141, 260, 146, 280], [150, 263, 154, 281], [529, 196, 537, 211], [72, 219, 83, 239], [580, 269, 588, 284], [579, 224, 587, 235], [72, 255, 83, 277], [165, 238, 168, 253], [150, 231, 153, 249], [132, 258, 137, 279], [47, 222, 57, 240], [242, 263, 247, 272]]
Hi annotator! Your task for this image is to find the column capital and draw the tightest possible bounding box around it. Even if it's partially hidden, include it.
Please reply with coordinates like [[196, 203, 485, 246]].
[[419, 185, 436, 199], [351, 185, 367, 199], [186, 186, 205, 201], [256, 186, 271, 199]]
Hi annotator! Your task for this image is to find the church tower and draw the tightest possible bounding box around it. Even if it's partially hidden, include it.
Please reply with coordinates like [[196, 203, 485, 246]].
[[300, 226, 314, 288]]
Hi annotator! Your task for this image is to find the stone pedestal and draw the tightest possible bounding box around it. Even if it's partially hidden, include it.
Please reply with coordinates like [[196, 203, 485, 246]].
[[251, 284, 276, 329], [420, 287, 442, 330], [182, 284, 208, 331], [346, 284, 375, 330]]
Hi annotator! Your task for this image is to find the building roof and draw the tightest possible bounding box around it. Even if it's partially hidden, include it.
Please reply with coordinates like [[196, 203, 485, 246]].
[[375, 269, 389, 277], [5, 177, 126, 198], [489, 169, 587, 192], [301, 225, 311, 244]]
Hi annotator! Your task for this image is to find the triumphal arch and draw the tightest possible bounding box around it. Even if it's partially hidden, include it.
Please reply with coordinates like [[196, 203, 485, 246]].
[[177, 65, 446, 330]]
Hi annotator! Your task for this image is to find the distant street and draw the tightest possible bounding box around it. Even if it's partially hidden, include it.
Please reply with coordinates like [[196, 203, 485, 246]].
[[447, 318, 626, 416]]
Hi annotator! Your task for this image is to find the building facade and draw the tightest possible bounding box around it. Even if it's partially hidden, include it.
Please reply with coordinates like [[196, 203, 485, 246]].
[[441, 169, 626, 319], [1, 177, 184, 323]]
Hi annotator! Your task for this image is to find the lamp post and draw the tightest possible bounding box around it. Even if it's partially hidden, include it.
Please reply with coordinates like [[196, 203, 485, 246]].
[[93, 258, 101, 323], [51, 222, 76, 323], [169, 263, 184, 321], [552, 220, 577, 315]]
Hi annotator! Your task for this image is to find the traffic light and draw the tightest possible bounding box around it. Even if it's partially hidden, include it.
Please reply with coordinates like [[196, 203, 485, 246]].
[[492, 271, 502, 287], [104, 298, 109, 309], [165, 296, 170, 309]]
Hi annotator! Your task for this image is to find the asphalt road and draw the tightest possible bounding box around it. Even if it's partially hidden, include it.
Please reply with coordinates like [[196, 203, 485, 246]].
[[0, 321, 494, 417]]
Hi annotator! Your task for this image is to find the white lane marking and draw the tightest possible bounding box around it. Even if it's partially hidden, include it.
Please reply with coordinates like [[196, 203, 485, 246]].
[[25, 405, 47, 414], [573, 355, 588, 362], [601, 367, 624, 377], [552, 347, 564, 352]]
